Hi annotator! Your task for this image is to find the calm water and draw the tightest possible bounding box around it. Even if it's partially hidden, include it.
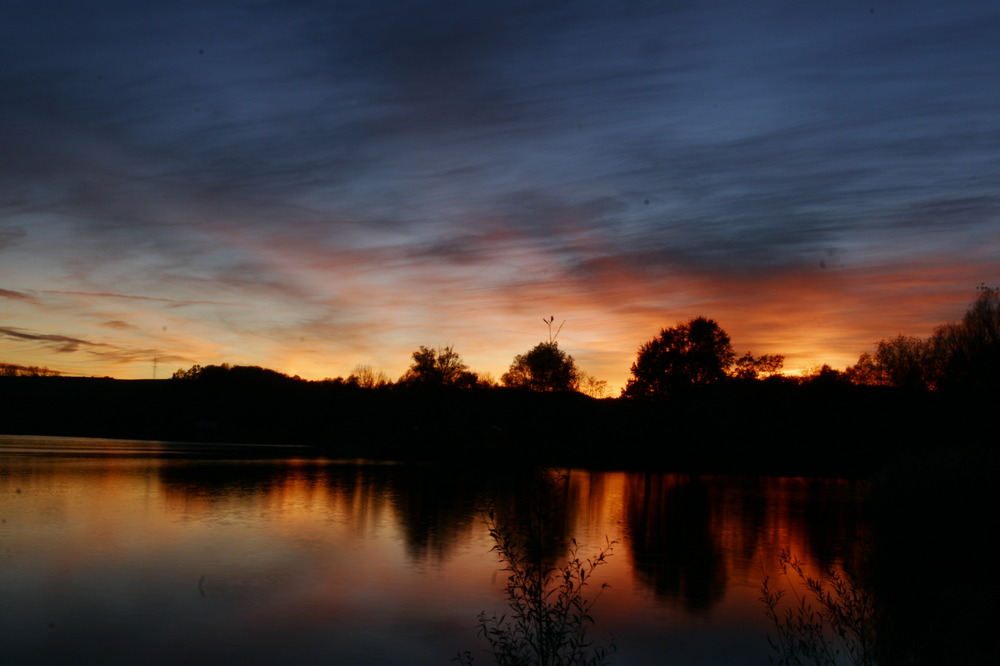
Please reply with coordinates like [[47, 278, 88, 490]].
[[0, 435, 869, 665]]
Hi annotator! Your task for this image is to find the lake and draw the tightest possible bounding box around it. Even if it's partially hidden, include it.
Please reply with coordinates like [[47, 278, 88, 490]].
[[0, 435, 874, 665]]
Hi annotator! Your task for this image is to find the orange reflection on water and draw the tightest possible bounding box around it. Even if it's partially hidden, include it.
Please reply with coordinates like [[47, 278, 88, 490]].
[[0, 438, 871, 665], [559, 470, 869, 618]]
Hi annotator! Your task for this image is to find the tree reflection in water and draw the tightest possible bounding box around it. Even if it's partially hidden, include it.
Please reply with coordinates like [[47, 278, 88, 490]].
[[625, 474, 728, 614]]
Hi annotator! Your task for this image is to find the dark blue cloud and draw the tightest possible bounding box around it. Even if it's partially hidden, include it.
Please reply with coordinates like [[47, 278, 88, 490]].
[[3, 0, 999, 379]]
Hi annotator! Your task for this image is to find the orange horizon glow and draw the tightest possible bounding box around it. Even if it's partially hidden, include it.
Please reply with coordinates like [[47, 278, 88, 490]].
[[3, 257, 990, 394], [2, 0, 997, 396]]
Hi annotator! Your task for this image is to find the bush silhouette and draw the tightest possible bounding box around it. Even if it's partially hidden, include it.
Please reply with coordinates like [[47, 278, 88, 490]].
[[502, 341, 580, 392]]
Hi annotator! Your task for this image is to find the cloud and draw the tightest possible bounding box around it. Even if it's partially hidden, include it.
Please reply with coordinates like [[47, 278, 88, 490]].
[[101, 320, 139, 331], [0, 288, 38, 304], [0, 228, 26, 251], [44, 291, 244, 308], [0, 324, 191, 374], [0, 327, 103, 354], [1, 0, 998, 384]]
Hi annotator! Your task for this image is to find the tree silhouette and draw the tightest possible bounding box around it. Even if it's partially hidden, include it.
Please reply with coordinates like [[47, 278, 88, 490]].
[[347, 364, 391, 389], [929, 284, 1000, 390], [845, 285, 1000, 391], [730, 352, 784, 380], [502, 341, 580, 392], [0, 362, 60, 377], [170, 363, 295, 386], [622, 317, 735, 398], [845, 335, 931, 389], [398, 345, 478, 388]]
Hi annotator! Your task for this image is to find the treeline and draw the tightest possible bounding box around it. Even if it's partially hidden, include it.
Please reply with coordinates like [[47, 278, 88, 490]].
[[617, 284, 999, 396], [0, 368, 982, 475], [0, 362, 60, 377], [5, 286, 997, 399], [171, 338, 612, 397], [160, 284, 1000, 400], [840, 284, 1000, 391], [170, 284, 1000, 398], [1, 286, 996, 475]]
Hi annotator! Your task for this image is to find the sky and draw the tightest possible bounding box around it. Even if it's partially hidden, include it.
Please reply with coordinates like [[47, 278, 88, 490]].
[[2, 0, 999, 390]]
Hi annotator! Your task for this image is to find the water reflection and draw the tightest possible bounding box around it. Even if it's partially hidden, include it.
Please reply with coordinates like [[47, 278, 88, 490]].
[[626, 475, 728, 613], [1, 436, 879, 665], [457, 471, 617, 666]]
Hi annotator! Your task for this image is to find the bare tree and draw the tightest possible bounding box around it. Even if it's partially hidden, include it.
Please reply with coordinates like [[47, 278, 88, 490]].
[[347, 364, 391, 388]]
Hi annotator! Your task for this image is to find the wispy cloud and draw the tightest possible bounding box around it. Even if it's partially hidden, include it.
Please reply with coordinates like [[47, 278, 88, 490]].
[[0, 288, 38, 304], [100, 320, 139, 331], [1, 1, 998, 385], [43, 290, 244, 308], [0, 327, 104, 354]]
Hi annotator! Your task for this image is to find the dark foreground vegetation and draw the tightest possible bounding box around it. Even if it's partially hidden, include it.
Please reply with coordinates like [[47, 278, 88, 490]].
[[759, 443, 999, 666], [0, 371, 992, 477], [3, 286, 997, 476], [457, 473, 617, 666]]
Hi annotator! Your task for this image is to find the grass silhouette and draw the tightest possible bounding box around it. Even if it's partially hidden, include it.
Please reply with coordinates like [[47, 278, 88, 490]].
[[760, 548, 877, 666]]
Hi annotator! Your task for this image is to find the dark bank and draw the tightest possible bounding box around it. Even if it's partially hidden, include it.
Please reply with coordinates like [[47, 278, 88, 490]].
[[0, 370, 991, 478]]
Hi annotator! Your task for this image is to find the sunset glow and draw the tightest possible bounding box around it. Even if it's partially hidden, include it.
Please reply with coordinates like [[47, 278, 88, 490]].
[[3, 2, 998, 391]]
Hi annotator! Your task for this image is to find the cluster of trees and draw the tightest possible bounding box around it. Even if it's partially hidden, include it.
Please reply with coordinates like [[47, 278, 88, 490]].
[[330, 315, 780, 400], [620, 285, 1000, 397], [0, 362, 60, 377], [397, 346, 482, 389], [171, 363, 299, 385], [166, 323, 759, 400], [331, 316, 608, 395], [170, 341, 588, 393], [843, 285, 1000, 391], [622, 316, 783, 399], [389, 341, 584, 392], [161, 285, 999, 398]]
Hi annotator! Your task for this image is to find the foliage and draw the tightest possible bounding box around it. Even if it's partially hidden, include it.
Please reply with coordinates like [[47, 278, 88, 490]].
[[760, 549, 877, 666], [458, 474, 616, 666], [171, 363, 295, 384], [845, 285, 1000, 391], [841, 353, 882, 387], [874, 335, 932, 389], [172, 364, 204, 380], [398, 345, 479, 388], [622, 317, 736, 398], [502, 341, 581, 392], [929, 284, 1000, 390], [844, 335, 931, 389], [802, 364, 848, 384], [731, 352, 785, 380]]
